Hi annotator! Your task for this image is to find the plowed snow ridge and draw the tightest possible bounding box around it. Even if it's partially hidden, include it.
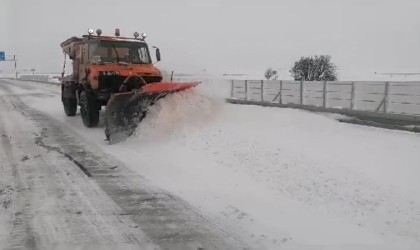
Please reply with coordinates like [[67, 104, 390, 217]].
[[134, 89, 224, 143]]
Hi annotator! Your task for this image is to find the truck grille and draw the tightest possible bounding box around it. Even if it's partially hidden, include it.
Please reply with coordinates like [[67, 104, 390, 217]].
[[98, 75, 126, 92]]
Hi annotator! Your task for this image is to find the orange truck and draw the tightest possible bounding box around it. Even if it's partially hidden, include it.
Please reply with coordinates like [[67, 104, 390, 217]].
[[60, 28, 199, 143]]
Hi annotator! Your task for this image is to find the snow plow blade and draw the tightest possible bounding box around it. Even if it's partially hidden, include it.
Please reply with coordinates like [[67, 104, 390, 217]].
[[105, 82, 200, 144]]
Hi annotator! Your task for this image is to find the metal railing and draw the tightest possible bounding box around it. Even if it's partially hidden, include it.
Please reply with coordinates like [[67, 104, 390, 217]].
[[230, 80, 420, 115], [229, 80, 420, 117]]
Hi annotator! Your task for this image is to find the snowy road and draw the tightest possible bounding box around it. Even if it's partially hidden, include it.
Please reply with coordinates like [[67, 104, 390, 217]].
[[0, 80, 245, 250], [1, 79, 420, 250]]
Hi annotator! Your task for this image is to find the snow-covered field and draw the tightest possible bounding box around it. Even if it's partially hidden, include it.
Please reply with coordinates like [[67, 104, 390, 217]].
[[3, 78, 420, 250]]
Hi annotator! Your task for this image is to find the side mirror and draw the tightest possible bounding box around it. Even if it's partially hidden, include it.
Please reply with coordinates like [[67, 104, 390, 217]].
[[156, 48, 161, 62]]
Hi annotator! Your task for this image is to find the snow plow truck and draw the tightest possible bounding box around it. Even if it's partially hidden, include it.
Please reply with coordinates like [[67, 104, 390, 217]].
[[60, 28, 199, 143]]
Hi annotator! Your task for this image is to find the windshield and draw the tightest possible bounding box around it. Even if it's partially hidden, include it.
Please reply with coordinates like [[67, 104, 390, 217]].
[[89, 41, 151, 64]]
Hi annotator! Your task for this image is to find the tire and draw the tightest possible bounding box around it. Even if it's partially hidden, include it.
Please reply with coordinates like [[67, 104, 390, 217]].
[[63, 98, 77, 116], [79, 91, 100, 127]]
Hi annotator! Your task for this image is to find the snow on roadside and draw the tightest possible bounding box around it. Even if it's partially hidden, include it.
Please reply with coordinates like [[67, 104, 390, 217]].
[[14, 79, 420, 250], [122, 86, 420, 249], [0, 79, 60, 96]]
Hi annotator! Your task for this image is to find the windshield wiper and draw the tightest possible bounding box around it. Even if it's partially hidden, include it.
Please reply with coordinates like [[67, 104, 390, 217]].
[[111, 45, 122, 64]]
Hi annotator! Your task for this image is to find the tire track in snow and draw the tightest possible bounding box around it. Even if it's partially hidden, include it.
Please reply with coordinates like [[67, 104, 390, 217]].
[[34, 128, 92, 177], [0, 81, 159, 249]]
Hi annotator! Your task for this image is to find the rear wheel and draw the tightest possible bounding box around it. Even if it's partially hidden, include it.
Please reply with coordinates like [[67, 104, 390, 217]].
[[63, 98, 77, 116], [79, 91, 100, 127]]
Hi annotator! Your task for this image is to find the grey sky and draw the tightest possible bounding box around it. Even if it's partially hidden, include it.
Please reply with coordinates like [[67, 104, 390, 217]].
[[1, 0, 420, 80]]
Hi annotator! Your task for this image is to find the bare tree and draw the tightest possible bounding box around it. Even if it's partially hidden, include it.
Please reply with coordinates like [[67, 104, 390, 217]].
[[290, 55, 337, 81], [264, 68, 278, 80]]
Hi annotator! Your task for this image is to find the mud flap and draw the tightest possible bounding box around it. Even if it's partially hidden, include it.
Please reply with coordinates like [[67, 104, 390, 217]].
[[105, 82, 200, 144]]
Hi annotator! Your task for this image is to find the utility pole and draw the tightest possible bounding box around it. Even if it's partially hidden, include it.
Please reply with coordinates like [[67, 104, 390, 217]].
[[13, 55, 17, 79]]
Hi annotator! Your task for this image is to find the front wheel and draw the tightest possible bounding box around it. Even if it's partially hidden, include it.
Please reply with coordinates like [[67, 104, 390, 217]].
[[79, 91, 100, 127], [63, 98, 77, 116]]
